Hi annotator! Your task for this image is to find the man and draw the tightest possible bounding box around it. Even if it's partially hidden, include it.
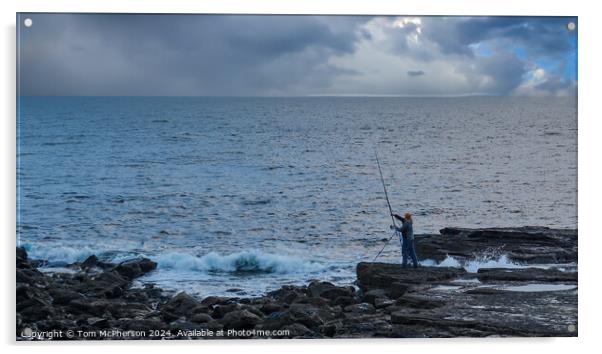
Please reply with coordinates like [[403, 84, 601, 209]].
[[390, 212, 418, 268]]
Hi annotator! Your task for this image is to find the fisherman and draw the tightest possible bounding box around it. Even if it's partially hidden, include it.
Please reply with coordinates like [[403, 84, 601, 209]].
[[390, 212, 418, 268]]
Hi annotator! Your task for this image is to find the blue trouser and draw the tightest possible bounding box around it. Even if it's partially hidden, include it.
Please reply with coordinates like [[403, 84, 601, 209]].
[[400, 237, 418, 268]]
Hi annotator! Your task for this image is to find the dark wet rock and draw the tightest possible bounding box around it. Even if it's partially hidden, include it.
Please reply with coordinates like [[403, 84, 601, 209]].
[[200, 296, 231, 306], [362, 289, 388, 305], [115, 318, 168, 332], [49, 288, 84, 305], [16, 225, 578, 340], [16, 247, 29, 268], [465, 287, 508, 295], [257, 311, 293, 331], [374, 297, 395, 309], [161, 292, 202, 316], [283, 323, 316, 338], [190, 313, 213, 324], [420, 226, 577, 264], [282, 290, 302, 304], [212, 303, 242, 319], [332, 296, 357, 307], [287, 304, 324, 328], [16, 268, 45, 283], [260, 302, 284, 315], [170, 319, 209, 331], [87, 317, 109, 328], [114, 258, 157, 280], [344, 303, 376, 314], [307, 281, 337, 297], [294, 296, 330, 307], [356, 262, 466, 295], [476, 267, 578, 283], [395, 294, 446, 309], [220, 309, 261, 330], [79, 255, 113, 270], [66, 298, 111, 317]]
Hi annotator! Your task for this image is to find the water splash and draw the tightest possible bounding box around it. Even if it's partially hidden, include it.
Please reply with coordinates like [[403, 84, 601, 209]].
[[155, 250, 325, 274]]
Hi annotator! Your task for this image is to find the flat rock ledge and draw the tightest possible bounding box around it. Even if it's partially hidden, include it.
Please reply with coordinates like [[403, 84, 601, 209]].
[[16, 227, 578, 340]]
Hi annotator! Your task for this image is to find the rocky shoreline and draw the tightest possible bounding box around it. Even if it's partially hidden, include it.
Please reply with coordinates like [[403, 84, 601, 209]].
[[16, 227, 578, 340]]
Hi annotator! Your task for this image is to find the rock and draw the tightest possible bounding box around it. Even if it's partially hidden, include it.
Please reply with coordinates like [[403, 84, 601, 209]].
[[87, 317, 109, 328], [170, 319, 207, 331], [14, 225, 578, 340], [49, 288, 83, 305], [212, 303, 242, 319], [294, 296, 330, 307], [16, 247, 28, 268], [115, 319, 168, 332], [307, 281, 337, 297], [161, 292, 202, 318], [81, 255, 99, 268], [201, 296, 231, 306], [281, 290, 301, 304], [20, 305, 54, 321], [465, 288, 508, 295], [344, 303, 376, 314], [387, 282, 410, 299], [362, 289, 388, 305], [332, 296, 357, 307], [357, 263, 466, 290], [16, 268, 44, 284], [395, 294, 446, 309], [287, 304, 324, 329], [283, 323, 315, 338], [260, 302, 284, 315], [374, 297, 395, 309], [190, 313, 213, 324], [476, 268, 578, 283], [356, 262, 465, 306], [257, 311, 293, 330], [220, 309, 261, 330], [423, 227, 578, 264], [67, 299, 110, 316], [320, 287, 353, 300], [114, 258, 157, 280]]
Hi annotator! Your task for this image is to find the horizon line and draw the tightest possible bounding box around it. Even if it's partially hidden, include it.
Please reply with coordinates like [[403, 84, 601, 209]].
[[16, 93, 576, 98]]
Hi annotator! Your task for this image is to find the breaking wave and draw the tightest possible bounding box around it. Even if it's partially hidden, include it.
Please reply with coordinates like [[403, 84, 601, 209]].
[[421, 254, 524, 273], [155, 250, 325, 274], [24, 244, 98, 264], [23, 244, 325, 275]]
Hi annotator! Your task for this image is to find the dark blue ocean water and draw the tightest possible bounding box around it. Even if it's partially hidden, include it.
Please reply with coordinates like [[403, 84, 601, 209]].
[[17, 96, 577, 296]]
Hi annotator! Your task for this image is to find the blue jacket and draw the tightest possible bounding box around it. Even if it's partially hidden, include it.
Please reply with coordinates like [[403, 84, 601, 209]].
[[393, 215, 414, 240]]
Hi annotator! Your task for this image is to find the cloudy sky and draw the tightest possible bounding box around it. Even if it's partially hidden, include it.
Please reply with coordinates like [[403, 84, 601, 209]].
[[18, 14, 577, 96]]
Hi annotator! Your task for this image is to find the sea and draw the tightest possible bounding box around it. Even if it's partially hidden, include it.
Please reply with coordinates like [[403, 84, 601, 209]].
[[16, 96, 578, 297]]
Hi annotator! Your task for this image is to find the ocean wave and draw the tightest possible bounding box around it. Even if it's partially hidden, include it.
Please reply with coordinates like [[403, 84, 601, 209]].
[[421, 254, 524, 273], [155, 250, 324, 274], [22, 243, 325, 275], [24, 244, 98, 264]]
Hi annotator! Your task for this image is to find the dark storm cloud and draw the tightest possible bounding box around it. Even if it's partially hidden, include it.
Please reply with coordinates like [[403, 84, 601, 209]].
[[469, 53, 527, 94], [421, 17, 576, 58], [17, 14, 576, 96], [18, 14, 370, 96]]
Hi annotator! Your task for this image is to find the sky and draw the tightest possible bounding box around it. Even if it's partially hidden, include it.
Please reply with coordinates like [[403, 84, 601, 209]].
[[17, 14, 577, 97]]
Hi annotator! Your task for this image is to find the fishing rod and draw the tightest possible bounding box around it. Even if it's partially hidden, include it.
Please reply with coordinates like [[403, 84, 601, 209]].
[[372, 149, 401, 262]]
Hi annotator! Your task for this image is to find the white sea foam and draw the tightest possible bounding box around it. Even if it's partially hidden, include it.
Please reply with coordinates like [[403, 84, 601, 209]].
[[25, 244, 98, 264], [421, 254, 524, 273], [23, 243, 325, 275], [155, 250, 325, 274]]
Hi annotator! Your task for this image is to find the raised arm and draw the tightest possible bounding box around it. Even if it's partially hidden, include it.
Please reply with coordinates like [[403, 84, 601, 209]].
[[393, 214, 405, 223]]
